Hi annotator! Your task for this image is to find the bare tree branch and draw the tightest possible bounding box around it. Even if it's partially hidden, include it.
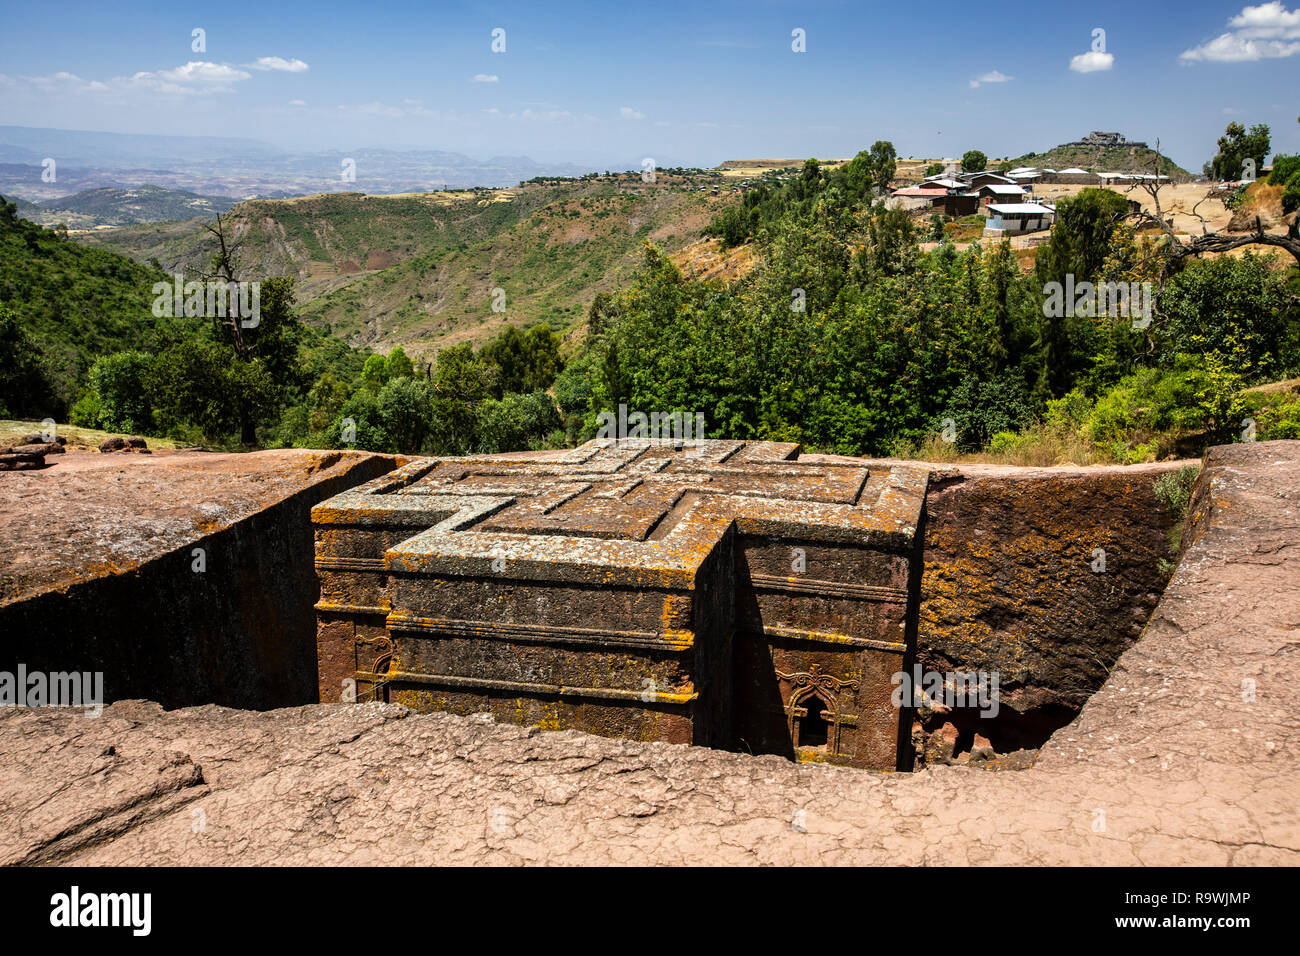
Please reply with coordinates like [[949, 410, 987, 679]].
[[199, 212, 250, 359]]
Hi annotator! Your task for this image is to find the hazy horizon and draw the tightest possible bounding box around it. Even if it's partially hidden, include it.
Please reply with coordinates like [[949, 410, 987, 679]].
[[4, 0, 1300, 174]]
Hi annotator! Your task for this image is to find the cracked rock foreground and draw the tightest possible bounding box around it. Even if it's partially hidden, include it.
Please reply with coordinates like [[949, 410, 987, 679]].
[[1, 441, 1297, 865]]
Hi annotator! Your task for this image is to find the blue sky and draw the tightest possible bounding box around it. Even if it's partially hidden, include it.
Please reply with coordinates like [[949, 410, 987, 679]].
[[1, 0, 1297, 170]]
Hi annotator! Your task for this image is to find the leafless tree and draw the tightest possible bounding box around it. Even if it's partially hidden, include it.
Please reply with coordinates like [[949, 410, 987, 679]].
[[200, 212, 252, 359], [1122, 139, 1300, 308]]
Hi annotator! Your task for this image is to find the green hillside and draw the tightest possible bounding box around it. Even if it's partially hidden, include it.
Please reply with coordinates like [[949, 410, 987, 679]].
[[0, 195, 175, 414], [78, 177, 726, 357], [0, 195, 368, 430], [76, 187, 565, 304], [298, 180, 722, 355], [1010, 141, 1192, 178]]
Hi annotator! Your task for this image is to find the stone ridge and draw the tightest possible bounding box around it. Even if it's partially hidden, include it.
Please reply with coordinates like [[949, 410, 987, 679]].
[[0, 448, 399, 710], [0, 441, 1295, 864], [0, 448, 393, 607]]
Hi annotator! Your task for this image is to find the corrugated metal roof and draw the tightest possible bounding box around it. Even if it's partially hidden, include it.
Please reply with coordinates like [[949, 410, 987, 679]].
[[986, 203, 1054, 214]]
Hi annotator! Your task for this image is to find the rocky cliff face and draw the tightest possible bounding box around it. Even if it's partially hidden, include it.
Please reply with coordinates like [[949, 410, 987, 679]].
[[0, 449, 396, 709], [915, 464, 1188, 758]]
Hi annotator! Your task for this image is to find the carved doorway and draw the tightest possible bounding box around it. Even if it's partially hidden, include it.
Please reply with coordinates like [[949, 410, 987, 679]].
[[776, 664, 860, 757]]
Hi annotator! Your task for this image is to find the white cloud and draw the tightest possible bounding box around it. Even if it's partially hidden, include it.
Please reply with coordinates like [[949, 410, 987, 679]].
[[1230, 0, 1300, 35], [3, 71, 110, 93], [1069, 50, 1115, 73], [7, 60, 260, 96], [288, 98, 307, 107], [472, 74, 499, 83], [969, 69, 1013, 88], [246, 56, 309, 72], [1181, 2, 1300, 61], [155, 61, 251, 86], [619, 106, 645, 119]]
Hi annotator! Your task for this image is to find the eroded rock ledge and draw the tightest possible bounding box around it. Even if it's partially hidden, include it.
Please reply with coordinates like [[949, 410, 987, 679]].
[[1, 442, 1295, 865], [0, 449, 397, 709]]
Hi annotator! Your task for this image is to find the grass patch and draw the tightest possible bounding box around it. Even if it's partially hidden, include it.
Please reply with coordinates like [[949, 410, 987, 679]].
[[0, 419, 182, 452], [1153, 464, 1201, 554]]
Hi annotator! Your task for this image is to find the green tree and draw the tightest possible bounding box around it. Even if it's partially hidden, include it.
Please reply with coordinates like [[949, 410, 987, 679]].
[[476, 390, 562, 453], [479, 324, 563, 396], [306, 373, 350, 432], [1283, 177, 1300, 215], [360, 353, 391, 393], [151, 340, 274, 442], [868, 140, 898, 194], [0, 304, 54, 419], [86, 351, 155, 433], [937, 372, 1035, 452], [961, 150, 988, 173], [1034, 188, 1132, 286], [1269, 154, 1300, 184], [1211, 122, 1270, 180], [385, 345, 415, 380], [375, 376, 434, 453], [430, 344, 497, 454]]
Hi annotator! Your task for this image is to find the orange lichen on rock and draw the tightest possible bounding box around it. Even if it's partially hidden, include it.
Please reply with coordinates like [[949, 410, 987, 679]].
[[313, 438, 928, 770]]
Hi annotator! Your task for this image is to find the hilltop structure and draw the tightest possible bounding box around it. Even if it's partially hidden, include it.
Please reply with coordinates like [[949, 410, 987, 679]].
[[1067, 131, 1148, 149]]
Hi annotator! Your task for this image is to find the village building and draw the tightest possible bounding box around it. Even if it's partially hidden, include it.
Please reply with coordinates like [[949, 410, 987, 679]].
[[976, 183, 1027, 205], [983, 201, 1055, 236], [919, 176, 966, 190], [961, 171, 1016, 189], [932, 192, 981, 217], [892, 182, 980, 217]]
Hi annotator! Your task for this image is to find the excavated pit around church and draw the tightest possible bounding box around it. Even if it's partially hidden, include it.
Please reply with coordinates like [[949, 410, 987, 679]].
[[0, 449, 1195, 771]]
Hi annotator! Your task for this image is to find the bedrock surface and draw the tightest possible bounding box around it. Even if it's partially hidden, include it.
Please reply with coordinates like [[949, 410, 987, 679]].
[[0, 442, 1295, 865]]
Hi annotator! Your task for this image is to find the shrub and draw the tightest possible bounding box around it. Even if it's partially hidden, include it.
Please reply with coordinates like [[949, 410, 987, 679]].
[[1283, 174, 1300, 215], [1153, 465, 1199, 516], [1153, 464, 1200, 552], [1238, 390, 1300, 441], [476, 390, 561, 453], [1269, 154, 1300, 185], [936, 373, 1036, 452], [986, 430, 1024, 456], [1083, 357, 1244, 459]]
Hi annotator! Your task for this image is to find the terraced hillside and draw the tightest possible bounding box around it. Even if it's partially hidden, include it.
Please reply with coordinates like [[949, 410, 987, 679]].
[[82, 177, 729, 357]]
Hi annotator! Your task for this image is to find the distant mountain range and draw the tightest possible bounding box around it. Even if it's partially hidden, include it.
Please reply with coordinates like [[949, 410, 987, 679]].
[[0, 126, 609, 203]]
